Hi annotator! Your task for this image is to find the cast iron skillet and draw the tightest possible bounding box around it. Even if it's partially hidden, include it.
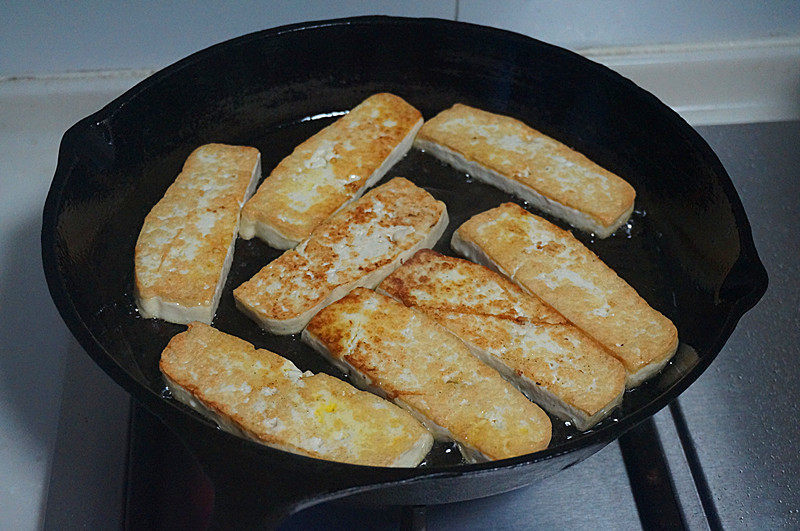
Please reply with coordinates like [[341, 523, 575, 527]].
[[42, 16, 767, 527]]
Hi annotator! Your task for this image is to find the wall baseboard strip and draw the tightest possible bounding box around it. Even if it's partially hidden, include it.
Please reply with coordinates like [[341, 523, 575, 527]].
[[583, 38, 800, 126]]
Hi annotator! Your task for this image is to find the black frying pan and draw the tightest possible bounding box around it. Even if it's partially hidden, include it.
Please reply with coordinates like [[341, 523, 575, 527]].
[[42, 16, 767, 527]]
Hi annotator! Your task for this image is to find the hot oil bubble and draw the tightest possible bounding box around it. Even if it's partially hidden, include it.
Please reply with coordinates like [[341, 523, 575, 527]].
[[623, 221, 634, 238]]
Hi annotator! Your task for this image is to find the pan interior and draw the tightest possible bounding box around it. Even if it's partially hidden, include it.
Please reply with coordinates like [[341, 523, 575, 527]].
[[49, 19, 749, 469]]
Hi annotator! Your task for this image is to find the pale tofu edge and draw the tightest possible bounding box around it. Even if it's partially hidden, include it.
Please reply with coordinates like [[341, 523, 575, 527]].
[[164, 372, 433, 467]]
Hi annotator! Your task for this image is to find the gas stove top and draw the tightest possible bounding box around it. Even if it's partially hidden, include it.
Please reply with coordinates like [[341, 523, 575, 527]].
[[37, 121, 799, 528]]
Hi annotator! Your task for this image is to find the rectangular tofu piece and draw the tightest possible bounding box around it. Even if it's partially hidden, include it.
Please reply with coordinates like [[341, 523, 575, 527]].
[[415, 104, 635, 238], [378, 250, 626, 430], [452, 203, 678, 387], [234, 177, 448, 334], [240, 93, 423, 249], [303, 288, 552, 462], [160, 323, 433, 467], [134, 143, 261, 324]]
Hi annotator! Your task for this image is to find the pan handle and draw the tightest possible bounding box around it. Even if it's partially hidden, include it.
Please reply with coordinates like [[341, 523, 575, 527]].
[[718, 251, 768, 309], [198, 452, 316, 529], [154, 404, 406, 529]]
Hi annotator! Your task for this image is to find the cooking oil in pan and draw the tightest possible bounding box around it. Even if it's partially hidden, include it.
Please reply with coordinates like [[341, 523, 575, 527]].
[[130, 113, 685, 469]]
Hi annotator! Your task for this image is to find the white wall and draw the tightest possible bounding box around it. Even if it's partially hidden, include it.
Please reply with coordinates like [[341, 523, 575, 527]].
[[2, 1, 798, 77], [458, 0, 800, 50], [0, 1, 453, 77]]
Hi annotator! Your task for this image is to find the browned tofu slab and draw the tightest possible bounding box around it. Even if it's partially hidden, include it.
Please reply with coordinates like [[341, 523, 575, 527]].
[[379, 250, 626, 430], [416, 104, 635, 237], [452, 203, 678, 387], [134, 143, 261, 324], [234, 177, 448, 334], [160, 323, 433, 467], [303, 288, 552, 462], [240, 93, 423, 248]]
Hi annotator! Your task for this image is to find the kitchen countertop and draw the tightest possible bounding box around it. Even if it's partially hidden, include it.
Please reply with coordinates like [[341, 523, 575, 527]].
[[0, 74, 797, 529]]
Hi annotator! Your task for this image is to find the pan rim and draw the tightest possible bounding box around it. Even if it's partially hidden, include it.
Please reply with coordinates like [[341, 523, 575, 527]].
[[41, 15, 768, 481]]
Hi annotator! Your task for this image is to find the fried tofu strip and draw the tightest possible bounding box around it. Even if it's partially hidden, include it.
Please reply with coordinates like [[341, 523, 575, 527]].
[[452, 203, 678, 387], [135, 143, 260, 324], [240, 93, 423, 248], [416, 104, 635, 237], [303, 288, 552, 462], [234, 177, 448, 334], [379, 250, 625, 429], [160, 323, 433, 467]]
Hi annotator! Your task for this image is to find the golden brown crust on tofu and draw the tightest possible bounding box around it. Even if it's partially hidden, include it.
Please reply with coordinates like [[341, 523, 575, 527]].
[[452, 203, 678, 387], [304, 288, 552, 461], [233, 177, 448, 334], [416, 104, 635, 235], [134, 143, 261, 324], [240, 93, 423, 247], [159, 323, 433, 467], [379, 250, 625, 428]]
